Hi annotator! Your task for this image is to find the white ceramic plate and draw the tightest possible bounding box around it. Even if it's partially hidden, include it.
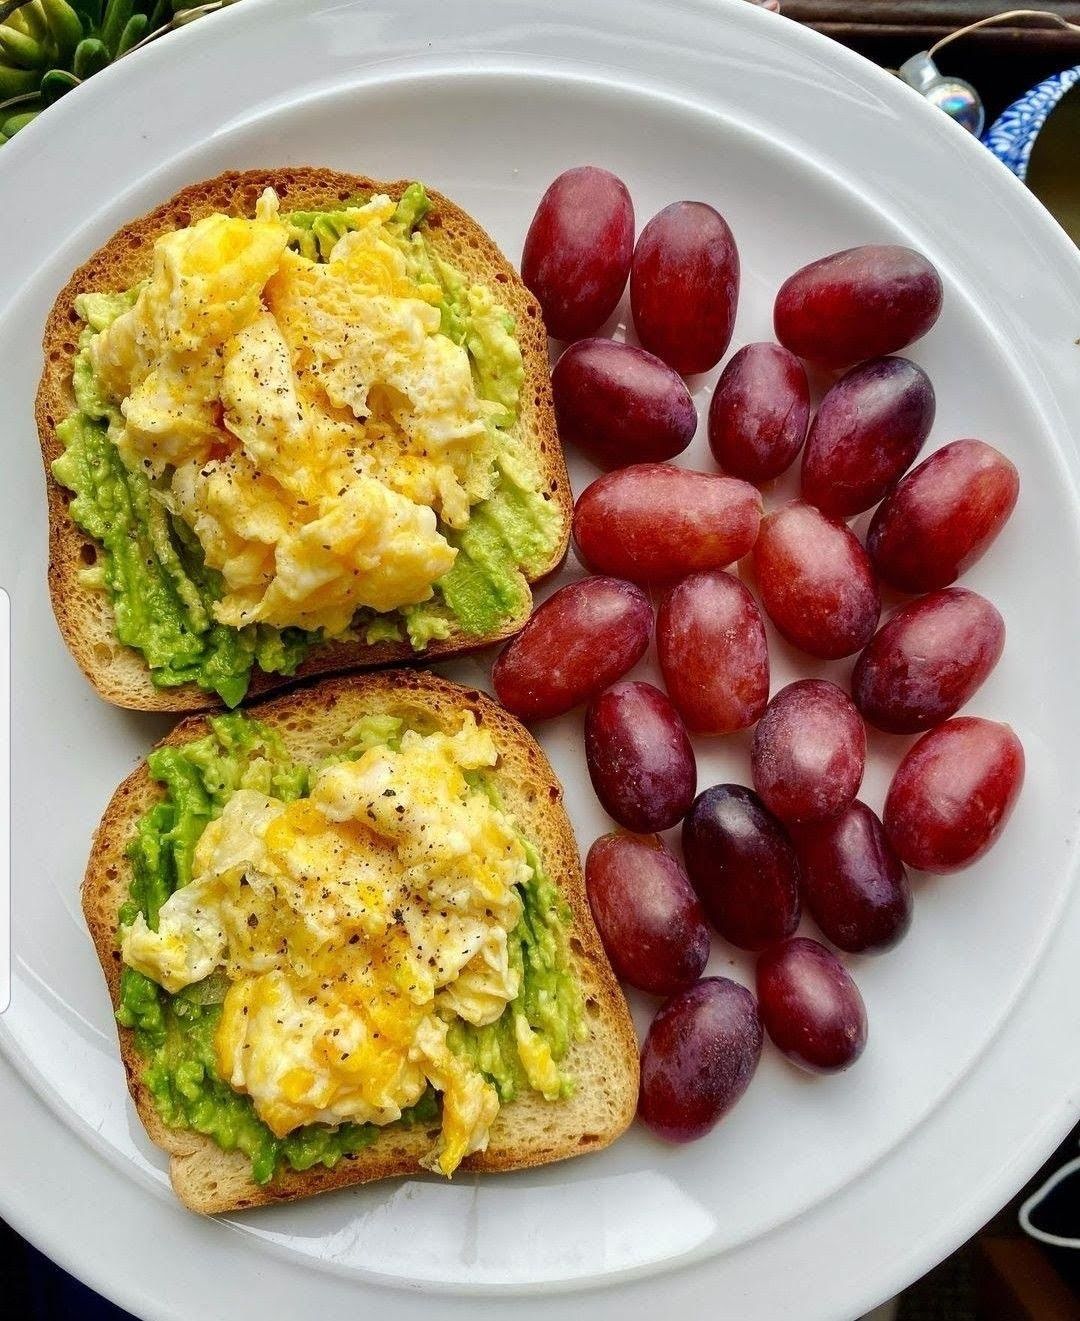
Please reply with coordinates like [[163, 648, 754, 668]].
[[2, 1, 1080, 1317]]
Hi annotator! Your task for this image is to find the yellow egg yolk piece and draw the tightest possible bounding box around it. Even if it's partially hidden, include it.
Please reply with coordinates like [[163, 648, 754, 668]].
[[88, 190, 508, 635], [121, 715, 531, 1175]]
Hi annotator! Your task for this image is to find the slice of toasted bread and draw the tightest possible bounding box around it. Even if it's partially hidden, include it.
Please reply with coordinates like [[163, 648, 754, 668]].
[[83, 670, 639, 1214], [37, 168, 569, 712]]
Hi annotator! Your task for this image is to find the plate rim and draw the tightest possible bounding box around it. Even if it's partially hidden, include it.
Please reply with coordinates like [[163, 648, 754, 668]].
[[2, 1, 1080, 1316]]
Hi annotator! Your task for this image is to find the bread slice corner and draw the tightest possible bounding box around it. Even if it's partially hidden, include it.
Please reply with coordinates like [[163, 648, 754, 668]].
[[37, 168, 570, 713], [83, 669, 639, 1214]]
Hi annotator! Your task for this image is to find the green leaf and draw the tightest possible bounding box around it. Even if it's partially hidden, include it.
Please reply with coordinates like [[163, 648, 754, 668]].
[[40, 66, 79, 104], [115, 9, 145, 53], [1, 105, 40, 134], [72, 33, 108, 76], [41, 0, 85, 59], [0, 25, 48, 69], [0, 63, 39, 99], [100, 0, 132, 56], [18, 3, 51, 44]]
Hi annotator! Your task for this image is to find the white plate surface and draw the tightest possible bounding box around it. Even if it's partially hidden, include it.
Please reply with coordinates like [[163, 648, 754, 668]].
[[2, 2, 1080, 1318]]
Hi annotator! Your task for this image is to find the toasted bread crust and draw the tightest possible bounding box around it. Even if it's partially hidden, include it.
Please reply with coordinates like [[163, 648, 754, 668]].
[[82, 671, 638, 1214], [37, 169, 569, 712]]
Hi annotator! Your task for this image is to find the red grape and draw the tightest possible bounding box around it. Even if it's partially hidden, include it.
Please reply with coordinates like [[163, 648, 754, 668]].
[[551, 339, 697, 468], [585, 833, 710, 996], [867, 439, 1020, 593], [852, 588, 1005, 734], [492, 577, 651, 722], [682, 785, 801, 950], [752, 501, 880, 659], [774, 244, 943, 369], [794, 801, 912, 953], [801, 357, 936, 518], [573, 464, 761, 584], [751, 680, 866, 824], [657, 572, 769, 734], [708, 342, 810, 483], [884, 717, 1024, 873], [639, 978, 763, 1142], [585, 681, 697, 831], [521, 166, 634, 340], [630, 201, 740, 374], [756, 938, 867, 1073]]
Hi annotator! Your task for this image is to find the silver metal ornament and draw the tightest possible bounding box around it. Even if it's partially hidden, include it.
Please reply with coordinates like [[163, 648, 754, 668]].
[[899, 52, 986, 137]]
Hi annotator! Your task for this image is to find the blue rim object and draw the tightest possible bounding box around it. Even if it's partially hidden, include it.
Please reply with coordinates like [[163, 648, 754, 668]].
[[983, 66, 1080, 181]]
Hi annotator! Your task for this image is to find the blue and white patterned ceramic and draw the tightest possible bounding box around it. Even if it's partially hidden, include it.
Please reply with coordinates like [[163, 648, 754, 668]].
[[983, 65, 1080, 181]]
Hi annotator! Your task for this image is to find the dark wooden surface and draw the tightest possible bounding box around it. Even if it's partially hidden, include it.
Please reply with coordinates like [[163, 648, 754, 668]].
[[785, 1, 1080, 44], [978, 1238, 1080, 1320]]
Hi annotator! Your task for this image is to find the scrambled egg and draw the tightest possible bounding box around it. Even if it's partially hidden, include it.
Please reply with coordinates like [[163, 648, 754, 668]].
[[89, 191, 506, 635], [122, 715, 533, 1176]]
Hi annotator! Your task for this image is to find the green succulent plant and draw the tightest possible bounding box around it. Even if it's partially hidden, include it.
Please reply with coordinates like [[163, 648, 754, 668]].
[[0, 1, 231, 142]]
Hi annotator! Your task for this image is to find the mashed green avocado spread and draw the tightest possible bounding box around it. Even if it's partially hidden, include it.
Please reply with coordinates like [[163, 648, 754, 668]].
[[116, 712, 583, 1186], [52, 185, 562, 706]]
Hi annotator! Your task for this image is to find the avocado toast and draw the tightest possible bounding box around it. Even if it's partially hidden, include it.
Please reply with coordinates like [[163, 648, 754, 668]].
[[37, 169, 570, 712], [83, 670, 638, 1213]]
